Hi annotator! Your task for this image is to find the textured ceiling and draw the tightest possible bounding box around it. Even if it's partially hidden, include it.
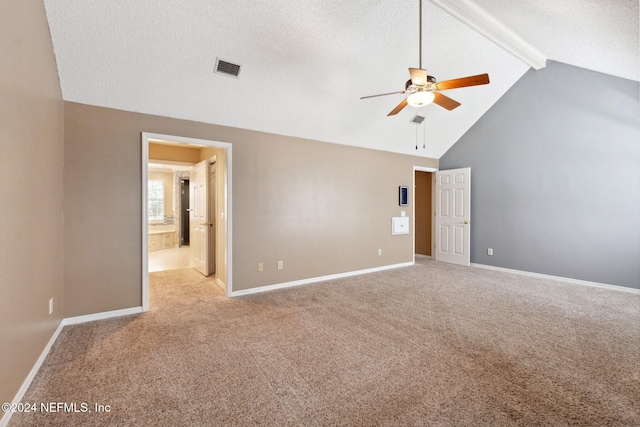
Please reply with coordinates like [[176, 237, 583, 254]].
[[472, 0, 639, 82], [43, 0, 639, 159]]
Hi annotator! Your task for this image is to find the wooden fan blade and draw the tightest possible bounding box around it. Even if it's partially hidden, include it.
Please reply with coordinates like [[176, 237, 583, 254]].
[[433, 92, 461, 111], [409, 68, 427, 86], [435, 73, 490, 91], [360, 90, 405, 100], [388, 98, 408, 116]]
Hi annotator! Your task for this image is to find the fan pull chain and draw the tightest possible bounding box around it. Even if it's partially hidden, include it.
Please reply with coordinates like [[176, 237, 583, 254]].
[[423, 121, 426, 149], [415, 124, 418, 150]]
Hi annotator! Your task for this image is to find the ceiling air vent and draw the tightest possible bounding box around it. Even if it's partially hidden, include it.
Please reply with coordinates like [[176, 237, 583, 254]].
[[214, 58, 241, 78], [410, 114, 425, 124]]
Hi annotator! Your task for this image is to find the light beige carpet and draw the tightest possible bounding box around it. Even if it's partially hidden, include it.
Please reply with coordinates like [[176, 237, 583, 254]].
[[9, 259, 640, 426]]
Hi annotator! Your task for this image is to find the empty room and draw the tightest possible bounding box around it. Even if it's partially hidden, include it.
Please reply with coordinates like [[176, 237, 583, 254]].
[[1, 0, 638, 426]]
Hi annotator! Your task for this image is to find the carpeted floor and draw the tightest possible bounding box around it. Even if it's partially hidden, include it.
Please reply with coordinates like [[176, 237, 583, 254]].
[[9, 259, 640, 426]]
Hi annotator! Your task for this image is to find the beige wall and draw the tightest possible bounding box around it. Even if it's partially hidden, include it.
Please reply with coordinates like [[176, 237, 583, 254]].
[[0, 0, 64, 409], [64, 101, 437, 315]]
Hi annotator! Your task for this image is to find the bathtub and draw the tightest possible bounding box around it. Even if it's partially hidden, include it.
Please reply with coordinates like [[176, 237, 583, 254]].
[[148, 227, 177, 252]]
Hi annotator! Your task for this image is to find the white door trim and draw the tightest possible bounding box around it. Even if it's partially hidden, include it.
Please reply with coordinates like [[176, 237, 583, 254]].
[[413, 166, 438, 263], [142, 132, 233, 309]]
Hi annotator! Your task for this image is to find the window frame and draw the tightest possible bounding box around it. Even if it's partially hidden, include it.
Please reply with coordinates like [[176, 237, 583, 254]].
[[147, 179, 165, 222]]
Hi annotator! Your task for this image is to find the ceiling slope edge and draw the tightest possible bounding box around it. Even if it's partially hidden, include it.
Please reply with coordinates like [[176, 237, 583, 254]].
[[430, 0, 547, 70]]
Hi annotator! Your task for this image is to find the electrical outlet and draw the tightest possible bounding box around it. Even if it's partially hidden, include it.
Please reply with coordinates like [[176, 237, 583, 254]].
[[377, 249, 382, 256], [258, 263, 263, 272], [277, 260, 283, 270], [49, 298, 53, 315], [488, 248, 493, 256]]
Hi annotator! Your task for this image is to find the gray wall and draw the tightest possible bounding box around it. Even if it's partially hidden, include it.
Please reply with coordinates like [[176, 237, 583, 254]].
[[0, 0, 64, 408], [440, 61, 639, 289]]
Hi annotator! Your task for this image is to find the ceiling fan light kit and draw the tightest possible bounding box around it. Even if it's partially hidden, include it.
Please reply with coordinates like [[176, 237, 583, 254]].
[[360, 0, 490, 117], [407, 90, 435, 107]]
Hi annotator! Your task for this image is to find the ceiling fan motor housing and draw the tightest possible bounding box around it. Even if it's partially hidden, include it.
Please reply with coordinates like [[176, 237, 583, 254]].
[[406, 75, 437, 93]]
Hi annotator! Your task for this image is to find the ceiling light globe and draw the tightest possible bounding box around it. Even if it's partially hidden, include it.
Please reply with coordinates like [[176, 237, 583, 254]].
[[407, 91, 435, 107]]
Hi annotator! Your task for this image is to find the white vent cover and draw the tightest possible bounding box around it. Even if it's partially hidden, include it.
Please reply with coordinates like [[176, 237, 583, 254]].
[[214, 58, 241, 78], [410, 114, 425, 124]]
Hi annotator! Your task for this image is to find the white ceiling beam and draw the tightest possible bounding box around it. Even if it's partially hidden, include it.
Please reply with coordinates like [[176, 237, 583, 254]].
[[430, 0, 547, 70]]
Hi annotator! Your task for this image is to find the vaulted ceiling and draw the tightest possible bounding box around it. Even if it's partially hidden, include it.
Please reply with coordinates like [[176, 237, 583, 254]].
[[44, 0, 639, 159]]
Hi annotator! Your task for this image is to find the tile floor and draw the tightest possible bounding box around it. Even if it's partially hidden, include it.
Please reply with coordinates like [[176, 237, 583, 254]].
[[148, 246, 195, 272]]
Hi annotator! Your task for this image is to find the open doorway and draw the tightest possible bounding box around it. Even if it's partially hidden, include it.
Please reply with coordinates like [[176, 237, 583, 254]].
[[414, 166, 437, 260], [142, 133, 233, 310], [147, 161, 195, 273]]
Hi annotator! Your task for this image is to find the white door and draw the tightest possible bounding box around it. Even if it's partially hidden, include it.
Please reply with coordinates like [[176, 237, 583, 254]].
[[190, 160, 211, 276], [435, 168, 471, 266], [208, 161, 216, 276]]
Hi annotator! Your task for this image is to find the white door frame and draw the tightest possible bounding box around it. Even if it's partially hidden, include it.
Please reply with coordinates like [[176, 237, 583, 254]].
[[142, 132, 233, 310], [413, 166, 438, 263]]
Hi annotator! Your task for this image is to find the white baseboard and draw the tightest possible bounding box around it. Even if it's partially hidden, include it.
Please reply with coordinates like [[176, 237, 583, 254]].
[[471, 263, 640, 294], [229, 262, 414, 297], [1, 320, 65, 427], [62, 306, 144, 326]]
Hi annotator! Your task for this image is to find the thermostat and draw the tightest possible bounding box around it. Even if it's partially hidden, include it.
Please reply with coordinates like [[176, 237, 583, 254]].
[[399, 186, 408, 206]]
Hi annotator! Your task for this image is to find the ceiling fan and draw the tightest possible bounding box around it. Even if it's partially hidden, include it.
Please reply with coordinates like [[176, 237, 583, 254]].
[[361, 0, 490, 116]]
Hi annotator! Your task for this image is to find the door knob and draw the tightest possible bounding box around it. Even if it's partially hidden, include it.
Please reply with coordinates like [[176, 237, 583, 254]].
[[463, 220, 469, 224]]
